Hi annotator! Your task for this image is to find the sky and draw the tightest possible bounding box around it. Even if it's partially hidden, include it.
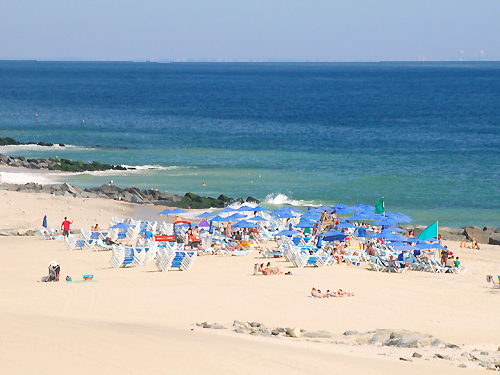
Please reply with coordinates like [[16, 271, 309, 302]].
[[1, 0, 499, 62]]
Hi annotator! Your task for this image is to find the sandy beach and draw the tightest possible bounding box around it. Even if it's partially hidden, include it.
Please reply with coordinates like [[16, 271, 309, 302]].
[[1, 190, 500, 374]]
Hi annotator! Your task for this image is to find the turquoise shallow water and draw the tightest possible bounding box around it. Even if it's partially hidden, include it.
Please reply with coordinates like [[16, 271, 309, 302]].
[[1, 61, 500, 227]]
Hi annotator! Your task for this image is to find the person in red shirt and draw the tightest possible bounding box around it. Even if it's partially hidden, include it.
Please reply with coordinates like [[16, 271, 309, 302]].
[[61, 217, 73, 240]]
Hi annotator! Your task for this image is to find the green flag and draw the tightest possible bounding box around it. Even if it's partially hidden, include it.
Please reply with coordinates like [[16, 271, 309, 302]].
[[374, 198, 384, 214], [419, 221, 438, 240]]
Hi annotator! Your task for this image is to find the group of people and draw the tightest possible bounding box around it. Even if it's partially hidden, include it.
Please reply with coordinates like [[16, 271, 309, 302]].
[[253, 262, 291, 275], [311, 287, 354, 298], [460, 237, 480, 250], [90, 223, 101, 231]]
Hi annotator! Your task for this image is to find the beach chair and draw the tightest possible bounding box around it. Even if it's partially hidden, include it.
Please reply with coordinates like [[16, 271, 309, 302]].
[[96, 238, 113, 251], [404, 252, 424, 271], [131, 247, 148, 267], [156, 247, 176, 272], [368, 255, 386, 272], [180, 251, 197, 271], [65, 238, 87, 251], [39, 229, 54, 240], [109, 245, 125, 268], [428, 258, 447, 274]]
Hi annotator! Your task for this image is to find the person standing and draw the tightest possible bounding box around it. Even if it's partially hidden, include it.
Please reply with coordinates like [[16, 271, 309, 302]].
[[61, 217, 73, 240]]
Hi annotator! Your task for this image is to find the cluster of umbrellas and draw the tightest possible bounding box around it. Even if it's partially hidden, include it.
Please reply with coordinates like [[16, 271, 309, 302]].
[[153, 202, 428, 249]]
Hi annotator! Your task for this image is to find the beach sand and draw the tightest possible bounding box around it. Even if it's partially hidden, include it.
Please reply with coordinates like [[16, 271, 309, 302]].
[[1, 190, 499, 374]]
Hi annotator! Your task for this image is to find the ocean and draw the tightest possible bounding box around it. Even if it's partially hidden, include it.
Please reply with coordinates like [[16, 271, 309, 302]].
[[1, 61, 499, 228]]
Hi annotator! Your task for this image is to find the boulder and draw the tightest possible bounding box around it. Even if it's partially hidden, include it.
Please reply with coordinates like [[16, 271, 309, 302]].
[[285, 327, 302, 338], [439, 227, 465, 241], [462, 226, 490, 244], [246, 196, 260, 204], [0, 183, 21, 191], [0, 154, 9, 163], [131, 195, 144, 204], [18, 182, 42, 191], [487, 235, 500, 245], [61, 183, 81, 195], [483, 226, 495, 235], [122, 192, 134, 202]]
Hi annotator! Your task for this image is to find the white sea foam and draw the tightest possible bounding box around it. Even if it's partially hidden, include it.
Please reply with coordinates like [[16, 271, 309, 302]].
[[120, 165, 181, 171], [0, 171, 64, 185], [264, 193, 315, 207], [0, 144, 92, 152]]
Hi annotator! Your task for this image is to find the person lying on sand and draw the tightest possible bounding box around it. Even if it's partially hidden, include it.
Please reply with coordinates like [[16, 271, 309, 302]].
[[311, 287, 326, 298], [329, 289, 354, 297]]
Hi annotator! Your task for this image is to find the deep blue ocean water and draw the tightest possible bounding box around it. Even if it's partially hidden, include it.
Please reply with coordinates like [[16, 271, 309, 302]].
[[1, 61, 499, 227]]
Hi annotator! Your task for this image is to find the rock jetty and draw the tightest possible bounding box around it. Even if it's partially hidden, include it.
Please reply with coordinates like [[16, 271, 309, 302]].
[[404, 224, 500, 246], [0, 137, 64, 147], [0, 182, 259, 209], [0, 153, 126, 172]]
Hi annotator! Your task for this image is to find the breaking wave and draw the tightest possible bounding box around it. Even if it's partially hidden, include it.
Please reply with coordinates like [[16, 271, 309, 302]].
[[264, 193, 315, 207]]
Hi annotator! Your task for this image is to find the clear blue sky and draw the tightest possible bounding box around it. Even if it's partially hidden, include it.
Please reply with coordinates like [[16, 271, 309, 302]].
[[2, 0, 499, 61]]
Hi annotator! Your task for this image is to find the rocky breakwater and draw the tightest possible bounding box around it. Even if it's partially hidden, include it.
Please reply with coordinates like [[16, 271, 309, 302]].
[[406, 224, 500, 246], [0, 153, 127, 172], [0, 182, 259, 209]]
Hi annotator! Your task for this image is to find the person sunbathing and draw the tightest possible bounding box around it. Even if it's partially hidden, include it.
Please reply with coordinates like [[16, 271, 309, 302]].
[[311, 287, 326, 298], [470, 238, 480, 250], [460, 238, 466, 248], [265, 262, 283, 275]]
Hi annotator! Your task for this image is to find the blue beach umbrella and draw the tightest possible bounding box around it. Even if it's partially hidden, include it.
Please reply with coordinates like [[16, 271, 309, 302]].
[[275, 212, 297, 219], [252, 206, 270, 212], [295, 220, 315, 228], [332, 203, 350, 210], [248, 216, 268, 222], [389, 242, 415, 251], [426, 242, 448, 251], [42, 215, 48, 228], [169, 208, 187, 214], [334, 208, 353, 215], [322, 229, 343, 237], [232, 220, 259, 228], [347, 211, 373, 221], [226, 213, 247, 220], [157, 208, 173, 215], [218, 206, 238, 214], [384, 233, 409, 242], [196, 212, 216, 218], [210, 215, 229, 222], [110, 223, 135, 229], [301, 212, 321, 221], [382, 227, 407, 233], [374, 218, 399, 226], [236, 205, 254, 212], [270, 206, 301, 216]]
